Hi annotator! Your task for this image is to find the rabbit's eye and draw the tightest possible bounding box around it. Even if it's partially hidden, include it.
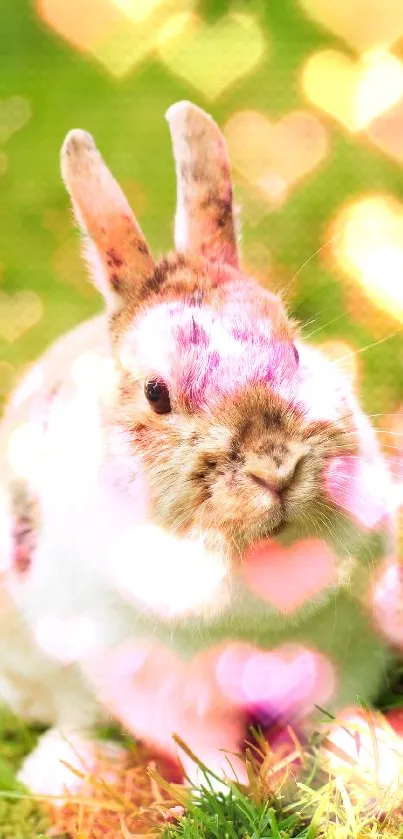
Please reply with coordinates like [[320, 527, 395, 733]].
[[145, 378, 171, 414], [293, 345, 300, 366]]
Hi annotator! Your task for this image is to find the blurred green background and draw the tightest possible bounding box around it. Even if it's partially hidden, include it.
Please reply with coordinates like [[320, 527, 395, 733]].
[[1, 0, 403, 433]]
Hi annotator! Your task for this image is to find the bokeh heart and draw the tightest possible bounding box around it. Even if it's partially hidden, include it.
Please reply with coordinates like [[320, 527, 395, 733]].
[[302, 49, 403, 132], [157, 13, 265, 100], [241, 538, 337, 614], [83, 636, 336, 763], [299, 0, 403, 51], [37, 0, 124, 54], [0, 97, 31, 144], [0, 290, 43, 343], [37, 0, 194, 78], [215, 642, 336, 714], [331, 195, 403, 322], [225, 110, 328, 205]]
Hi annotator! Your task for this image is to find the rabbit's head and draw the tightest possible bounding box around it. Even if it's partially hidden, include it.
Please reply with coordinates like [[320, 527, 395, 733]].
[[61, 103, 381, 553]]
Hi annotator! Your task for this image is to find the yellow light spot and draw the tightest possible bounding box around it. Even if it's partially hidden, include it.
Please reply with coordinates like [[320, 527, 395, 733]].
[[112, 0, 165, 23], [332, 195, 403, 322], [225, 109, 328, 205], [298, 0, 403, 53], [302, 49, 403, 132], [157, 13, 266, 100], [37, 0, 195, 78], [0, 290, 43, 343]]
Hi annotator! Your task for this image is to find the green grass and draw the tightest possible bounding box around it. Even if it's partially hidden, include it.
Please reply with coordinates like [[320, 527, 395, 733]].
[[0, 712, 49, 838], [1, 673, 403, 838], [160, 705, 403, 839]]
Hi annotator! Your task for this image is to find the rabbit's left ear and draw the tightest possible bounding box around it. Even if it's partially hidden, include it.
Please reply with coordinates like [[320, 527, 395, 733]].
[[166, 101, 240, 269], [61, 130, 155, 313]]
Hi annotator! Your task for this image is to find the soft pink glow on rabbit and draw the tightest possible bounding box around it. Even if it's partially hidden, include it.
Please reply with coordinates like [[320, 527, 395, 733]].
[[85, 640, 246, 776], [123, 294, 298, 410], [324, 454, 394, 529], [370, 558, 403, 649]]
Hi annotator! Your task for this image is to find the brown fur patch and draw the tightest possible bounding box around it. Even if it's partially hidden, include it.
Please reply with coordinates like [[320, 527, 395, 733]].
[[110, 273, 121, 291], [106, 248, 124, 269], [9, 479, 39, 574], [109, 252, 293, 350]]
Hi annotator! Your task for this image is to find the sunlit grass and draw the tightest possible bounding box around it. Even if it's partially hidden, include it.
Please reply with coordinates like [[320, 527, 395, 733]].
[[1, 673, 403, 839]]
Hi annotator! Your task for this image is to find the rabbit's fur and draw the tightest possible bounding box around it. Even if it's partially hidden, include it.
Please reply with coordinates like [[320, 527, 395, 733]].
[[0, 102, 399, 792]]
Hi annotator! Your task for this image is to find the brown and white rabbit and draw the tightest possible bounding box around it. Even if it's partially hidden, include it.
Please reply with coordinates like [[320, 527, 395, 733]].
[[0, 101, 400, 794]]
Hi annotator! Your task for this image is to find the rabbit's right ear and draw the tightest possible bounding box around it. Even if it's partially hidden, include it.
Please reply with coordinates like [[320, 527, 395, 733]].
[[166, 101, 240, 269], [61, 130, 155, 313]]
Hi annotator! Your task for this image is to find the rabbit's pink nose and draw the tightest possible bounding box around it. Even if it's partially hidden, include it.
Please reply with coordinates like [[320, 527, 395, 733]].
[[244, 449, 303, 495]]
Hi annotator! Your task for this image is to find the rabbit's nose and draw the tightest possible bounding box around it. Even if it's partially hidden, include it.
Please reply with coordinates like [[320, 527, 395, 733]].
[[244, 448, 303, 494]]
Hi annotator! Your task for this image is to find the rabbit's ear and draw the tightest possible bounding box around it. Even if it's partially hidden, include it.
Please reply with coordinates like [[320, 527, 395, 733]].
[[61, 130, 155, 313], [166, 101, 240, 269]]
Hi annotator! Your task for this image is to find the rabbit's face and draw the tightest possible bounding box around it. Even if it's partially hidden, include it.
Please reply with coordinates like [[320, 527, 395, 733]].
[[112, 254, 358, 550], [60, 103, 368, 553]]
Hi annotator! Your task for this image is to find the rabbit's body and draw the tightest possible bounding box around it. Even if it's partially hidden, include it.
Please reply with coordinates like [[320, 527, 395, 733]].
[[0, 102, 399, 791]]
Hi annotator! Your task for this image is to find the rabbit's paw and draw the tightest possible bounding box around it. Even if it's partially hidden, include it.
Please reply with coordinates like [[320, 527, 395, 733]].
[[17, 728, 127, 802]]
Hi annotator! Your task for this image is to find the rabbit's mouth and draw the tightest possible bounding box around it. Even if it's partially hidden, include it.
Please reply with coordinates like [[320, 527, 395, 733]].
[[191, 474, 289, 549]]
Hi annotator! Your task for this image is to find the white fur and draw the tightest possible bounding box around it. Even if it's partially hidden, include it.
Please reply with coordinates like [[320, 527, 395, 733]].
[[0, 311, 398, 795]]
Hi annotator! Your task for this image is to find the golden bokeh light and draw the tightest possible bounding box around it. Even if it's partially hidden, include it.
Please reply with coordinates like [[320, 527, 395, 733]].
[[0, 290, 43, 343], [367, 97, 403, 167], [0, 96, 31, 144], [157, 13, 265, 100], [302, 49, 403, 132], [331, 195, 403, 322], [37, 0, 195, 78], [225, 110, 328, 205], [37, 0, 123, 54], [112, 0, 167, 23], [299, 0, 403, 52]]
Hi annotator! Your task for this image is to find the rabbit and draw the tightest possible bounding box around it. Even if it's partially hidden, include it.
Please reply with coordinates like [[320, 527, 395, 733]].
[[0, 100, 400, 795]]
